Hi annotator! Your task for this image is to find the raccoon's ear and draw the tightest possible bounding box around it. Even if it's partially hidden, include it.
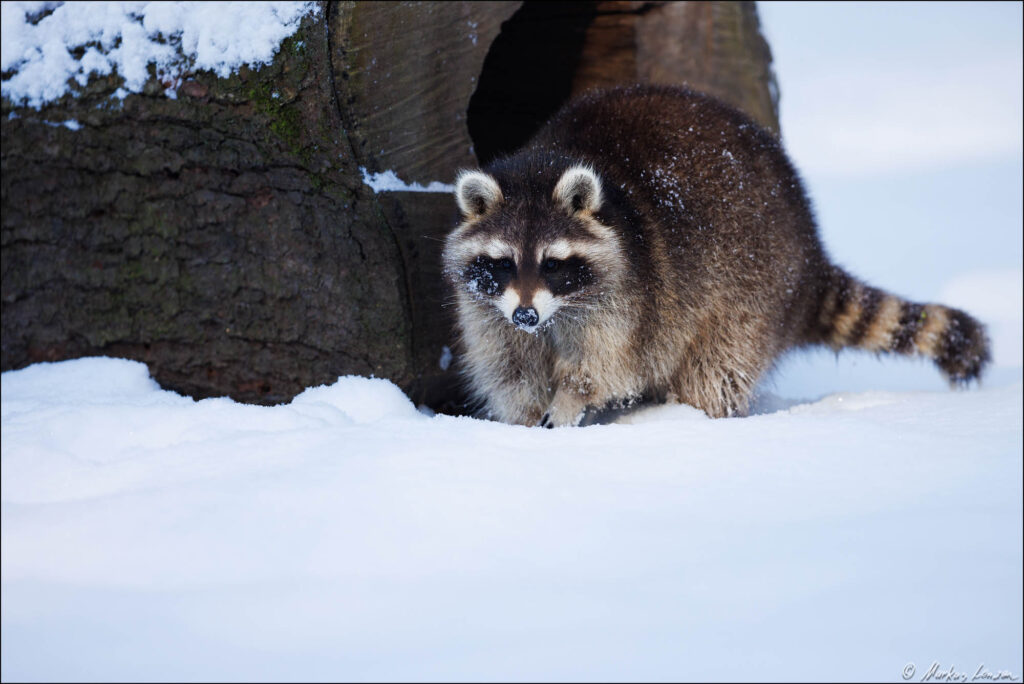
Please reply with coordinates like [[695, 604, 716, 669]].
[[455, 170, 503, 219], [553, 165, 603, 215]]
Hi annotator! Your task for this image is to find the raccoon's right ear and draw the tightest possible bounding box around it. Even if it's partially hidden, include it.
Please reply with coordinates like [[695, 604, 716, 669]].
[[455, 170, 503, 219], [553, 165, 603, 216]]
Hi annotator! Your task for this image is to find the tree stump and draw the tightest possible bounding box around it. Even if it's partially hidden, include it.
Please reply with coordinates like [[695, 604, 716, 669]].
[[1, 1, 778, 411]]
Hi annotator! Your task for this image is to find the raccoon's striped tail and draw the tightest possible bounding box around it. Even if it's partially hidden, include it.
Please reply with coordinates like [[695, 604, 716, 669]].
[[805, 266, 991, 384]]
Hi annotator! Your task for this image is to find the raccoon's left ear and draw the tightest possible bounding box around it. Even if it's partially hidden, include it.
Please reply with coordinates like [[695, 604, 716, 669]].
[[455, 170, 503, 219], [553, 165, 603, 215]]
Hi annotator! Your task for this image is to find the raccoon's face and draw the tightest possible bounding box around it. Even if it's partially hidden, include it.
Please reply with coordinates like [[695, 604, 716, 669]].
[[443, 165, 624, 333]]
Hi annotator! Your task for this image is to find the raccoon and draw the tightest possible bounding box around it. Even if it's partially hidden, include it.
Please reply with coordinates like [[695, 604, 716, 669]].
[[441, 85, 990, 427]]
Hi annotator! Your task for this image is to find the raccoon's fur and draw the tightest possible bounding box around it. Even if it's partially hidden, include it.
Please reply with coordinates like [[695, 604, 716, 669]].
[[442, 85, 990, 427]]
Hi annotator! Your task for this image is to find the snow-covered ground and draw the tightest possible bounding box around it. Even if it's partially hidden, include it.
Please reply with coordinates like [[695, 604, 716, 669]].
[[2, 356, 1021, 682], [3, 2, 1023, 682]]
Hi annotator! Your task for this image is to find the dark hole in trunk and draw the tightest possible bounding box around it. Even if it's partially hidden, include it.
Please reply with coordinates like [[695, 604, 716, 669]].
[[467, 1, 597, 166]]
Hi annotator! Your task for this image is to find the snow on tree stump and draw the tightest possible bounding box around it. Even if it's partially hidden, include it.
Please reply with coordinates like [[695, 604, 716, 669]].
[[1, 1, 778, 411]]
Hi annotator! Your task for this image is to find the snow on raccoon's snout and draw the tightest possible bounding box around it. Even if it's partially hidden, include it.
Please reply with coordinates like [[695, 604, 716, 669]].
[[499, 286, 558, 333]]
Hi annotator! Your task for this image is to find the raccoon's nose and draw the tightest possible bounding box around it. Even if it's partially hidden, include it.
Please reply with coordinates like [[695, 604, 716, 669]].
[[512, 306, 539, 328]]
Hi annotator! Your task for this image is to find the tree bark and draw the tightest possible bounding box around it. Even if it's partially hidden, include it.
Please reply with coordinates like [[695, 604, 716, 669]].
[[576, 1, 778, 132], [1, 1, 778, 410]]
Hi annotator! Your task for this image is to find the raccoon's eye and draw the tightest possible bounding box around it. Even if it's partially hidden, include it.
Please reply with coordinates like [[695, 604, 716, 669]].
[[543, 255, 593, 296], [496, 258, 514, 271]]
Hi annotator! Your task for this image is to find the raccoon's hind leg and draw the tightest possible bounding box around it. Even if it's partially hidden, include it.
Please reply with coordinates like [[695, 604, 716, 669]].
[[672, 365, 761, 419], [669, 316, 773, 418], [806, 266, 991, 384]]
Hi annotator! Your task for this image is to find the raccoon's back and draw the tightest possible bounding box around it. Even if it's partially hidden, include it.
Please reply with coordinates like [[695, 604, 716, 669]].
[[528, 85, 828, 344], [530, 85, 814, 237]]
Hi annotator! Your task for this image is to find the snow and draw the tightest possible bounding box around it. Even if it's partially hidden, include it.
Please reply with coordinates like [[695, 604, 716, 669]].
[[439, 345, 454, 371], [6, 111, 82, 130], [2, 2, 1022, 681], [360, 167, 456, 194], [2, 356, 1021, 681], [0, 1, 317, 109]]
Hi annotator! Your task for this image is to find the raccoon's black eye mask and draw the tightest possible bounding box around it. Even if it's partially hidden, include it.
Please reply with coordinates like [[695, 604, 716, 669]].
[[543, 256, 594, 295], [463, 256, 514, 296]]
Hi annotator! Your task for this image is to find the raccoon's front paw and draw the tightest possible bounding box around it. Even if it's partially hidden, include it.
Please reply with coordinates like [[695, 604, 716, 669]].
[[537, 401, 586, 428]]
